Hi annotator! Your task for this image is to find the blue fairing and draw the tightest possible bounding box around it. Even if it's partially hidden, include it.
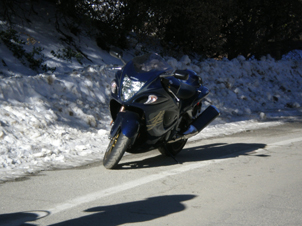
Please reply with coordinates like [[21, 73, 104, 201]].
[[110, 111, 140, 144]]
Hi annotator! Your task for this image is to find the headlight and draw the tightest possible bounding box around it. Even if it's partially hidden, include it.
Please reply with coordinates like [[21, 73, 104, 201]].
[[121, 75, 145, 101], [111, 81, 117, 94]]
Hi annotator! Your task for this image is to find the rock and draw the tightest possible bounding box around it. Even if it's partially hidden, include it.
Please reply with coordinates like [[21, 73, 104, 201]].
[[273, 96, 279, 102], [180, 55, 191, 65], [0, 130, 4, 138], [286, 102, 301, 108], [259, 112, 266, 120]]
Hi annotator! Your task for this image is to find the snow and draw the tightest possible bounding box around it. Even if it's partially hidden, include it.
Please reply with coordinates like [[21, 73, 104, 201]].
[[1, 13, 302, 182]]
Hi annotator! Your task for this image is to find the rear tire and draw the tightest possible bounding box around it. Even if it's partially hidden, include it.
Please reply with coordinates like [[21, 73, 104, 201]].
[[158, 139, 188, 156], [103, 132, 131, 169]]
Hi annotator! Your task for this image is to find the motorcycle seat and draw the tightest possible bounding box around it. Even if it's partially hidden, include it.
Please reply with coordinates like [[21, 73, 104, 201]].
[[177, 82, 196, 99]]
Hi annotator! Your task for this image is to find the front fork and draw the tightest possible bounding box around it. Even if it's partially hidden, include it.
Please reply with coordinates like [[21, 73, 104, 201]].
[[109, 106, 140, 146]]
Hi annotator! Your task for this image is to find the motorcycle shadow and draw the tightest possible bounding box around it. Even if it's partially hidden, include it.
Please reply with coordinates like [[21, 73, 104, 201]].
[[118, 142, 267, 169]]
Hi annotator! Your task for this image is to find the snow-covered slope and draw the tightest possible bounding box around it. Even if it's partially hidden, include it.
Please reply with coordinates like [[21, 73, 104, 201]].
[[1, 11, 302, 182]]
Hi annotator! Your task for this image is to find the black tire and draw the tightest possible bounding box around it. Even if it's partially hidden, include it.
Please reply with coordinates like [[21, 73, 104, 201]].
[[158, 139, 188, 156], [103, 132, 131, 169]]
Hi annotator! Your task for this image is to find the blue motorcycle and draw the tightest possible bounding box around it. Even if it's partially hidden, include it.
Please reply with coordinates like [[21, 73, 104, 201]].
[[103, 49, 220, 169]]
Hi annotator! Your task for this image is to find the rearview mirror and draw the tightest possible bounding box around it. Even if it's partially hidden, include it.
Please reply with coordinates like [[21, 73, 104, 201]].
[[109, 47, 126, 65], [110, 47, 123, 59], [174, 70, 189, 80]]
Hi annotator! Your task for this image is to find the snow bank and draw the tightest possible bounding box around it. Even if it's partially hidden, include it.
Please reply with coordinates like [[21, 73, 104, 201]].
[[0, 66, 116, 181]]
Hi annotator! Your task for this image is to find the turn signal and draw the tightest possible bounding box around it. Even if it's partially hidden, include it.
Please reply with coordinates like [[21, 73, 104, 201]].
[[111, 81, 117, 94], [144, 95, 158, 104]]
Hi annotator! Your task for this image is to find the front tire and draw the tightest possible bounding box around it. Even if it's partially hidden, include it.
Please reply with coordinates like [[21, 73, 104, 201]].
[[103, 132, 131, 169], [158, 139, 188, 156]]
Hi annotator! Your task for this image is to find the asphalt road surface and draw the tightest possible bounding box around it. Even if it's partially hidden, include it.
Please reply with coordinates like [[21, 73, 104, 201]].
[[1, 118, 302, 226]]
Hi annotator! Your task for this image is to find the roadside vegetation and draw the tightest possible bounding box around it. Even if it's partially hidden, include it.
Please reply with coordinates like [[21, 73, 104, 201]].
[[1, 0, 301, 61]]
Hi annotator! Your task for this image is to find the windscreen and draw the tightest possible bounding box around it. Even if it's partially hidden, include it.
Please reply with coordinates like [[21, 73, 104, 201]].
[[132, 53, 173, 73]]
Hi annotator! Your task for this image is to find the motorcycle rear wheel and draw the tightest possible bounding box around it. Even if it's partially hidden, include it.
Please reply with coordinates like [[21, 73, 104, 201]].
[[103, 132, 130, 169], [158, 139, 188, 156]]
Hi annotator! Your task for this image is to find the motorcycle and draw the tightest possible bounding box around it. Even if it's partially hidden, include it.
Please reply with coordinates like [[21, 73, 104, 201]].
[[103, 49, 220, 169]]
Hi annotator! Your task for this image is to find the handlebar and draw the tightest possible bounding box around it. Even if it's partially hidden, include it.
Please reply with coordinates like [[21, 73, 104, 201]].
[[160, 70, 189, 80]]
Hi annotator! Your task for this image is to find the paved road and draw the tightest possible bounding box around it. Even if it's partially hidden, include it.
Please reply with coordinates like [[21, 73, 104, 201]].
[[1, 119, 302, 226]]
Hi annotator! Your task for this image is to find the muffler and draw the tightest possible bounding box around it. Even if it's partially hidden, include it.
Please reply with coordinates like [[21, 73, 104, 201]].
[[168, 105, 220, 143], [191, 105, 220, 133]]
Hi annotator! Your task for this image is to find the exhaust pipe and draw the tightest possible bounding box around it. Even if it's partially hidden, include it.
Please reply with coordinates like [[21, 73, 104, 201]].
[[191, 105, 220, 132], [168, 105, 220, 143]]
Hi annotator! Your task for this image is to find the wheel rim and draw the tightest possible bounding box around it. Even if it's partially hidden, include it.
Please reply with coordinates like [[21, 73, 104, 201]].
[[104, 133, 120, 160]]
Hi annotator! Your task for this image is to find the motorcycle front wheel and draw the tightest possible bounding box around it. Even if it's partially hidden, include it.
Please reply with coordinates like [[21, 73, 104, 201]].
[[158, 139, 188, 156], [103, 132, 131, 169]]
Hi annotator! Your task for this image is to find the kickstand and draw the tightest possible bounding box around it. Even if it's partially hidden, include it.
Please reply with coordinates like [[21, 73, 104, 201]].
[[167, 152, 181, 164]]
